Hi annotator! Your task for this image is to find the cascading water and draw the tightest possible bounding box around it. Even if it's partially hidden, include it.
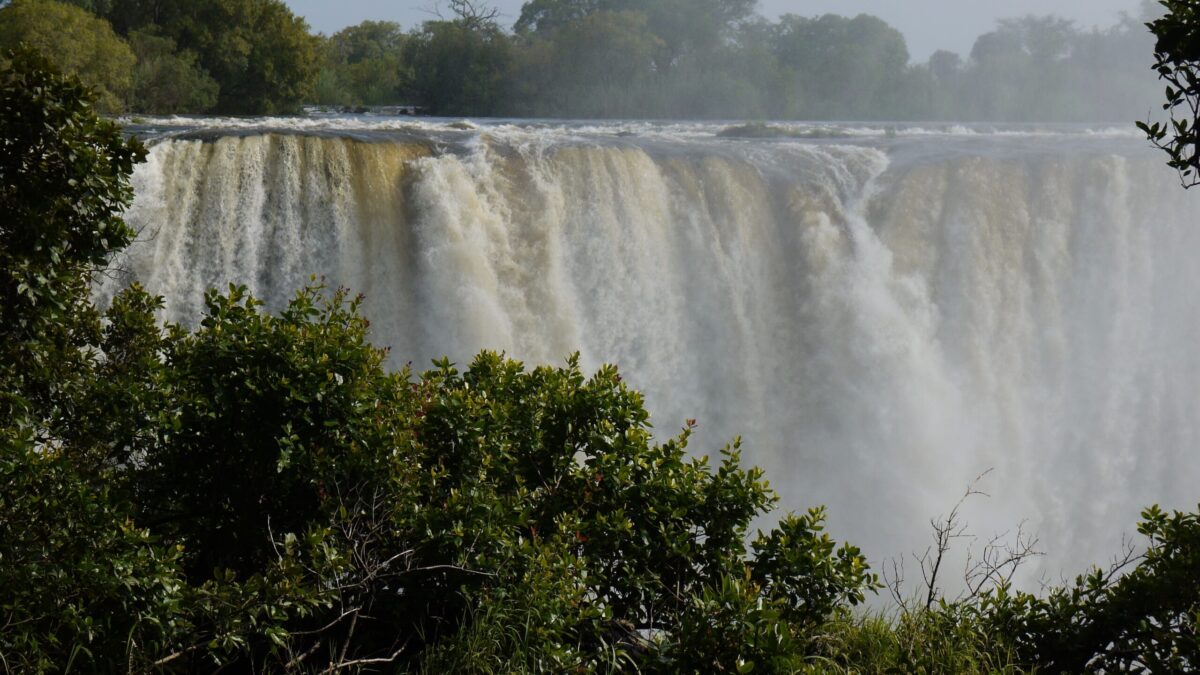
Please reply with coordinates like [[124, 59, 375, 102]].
[[101, 118, 1200, 580]]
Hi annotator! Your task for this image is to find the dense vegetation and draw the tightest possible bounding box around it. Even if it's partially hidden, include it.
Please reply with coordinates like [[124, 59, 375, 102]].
[[1142, 0, 1200, 186], [2, 44, 1200, 672], [0, 0, 318, 114], [0, 0, 1171, 120]]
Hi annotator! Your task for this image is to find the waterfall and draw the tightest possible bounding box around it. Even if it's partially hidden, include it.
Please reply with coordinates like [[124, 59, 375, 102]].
[[102, 121, 1200, 577]]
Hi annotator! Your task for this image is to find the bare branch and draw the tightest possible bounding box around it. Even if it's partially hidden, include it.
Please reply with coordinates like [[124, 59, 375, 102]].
[[318, 640, 408, 674], [918, 470, 992, 610]]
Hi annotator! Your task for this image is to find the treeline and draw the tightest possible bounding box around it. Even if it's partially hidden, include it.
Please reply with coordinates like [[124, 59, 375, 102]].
[[0, 0, 319, 114], [3, 47, 1200, 674], [0, 0, 1166, 120]]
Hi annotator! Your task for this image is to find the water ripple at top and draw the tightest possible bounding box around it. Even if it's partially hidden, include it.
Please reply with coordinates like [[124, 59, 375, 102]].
[[116, 114, 1143, 141], [114, 115, 1158, 171]]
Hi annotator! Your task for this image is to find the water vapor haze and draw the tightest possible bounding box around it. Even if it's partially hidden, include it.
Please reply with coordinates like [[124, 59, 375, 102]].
[[287, 0, 1149, 60]]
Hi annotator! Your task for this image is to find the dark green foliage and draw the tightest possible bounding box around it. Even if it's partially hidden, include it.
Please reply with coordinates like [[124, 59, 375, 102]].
[[56, 0, 113, 10], [411, 357, 788, 624], [648, 507, 875, 673], [0, 48, 179, 671], [0, 47, 143, 425], [128, 28, 218, 114], [1141, 0, 1200, 187], [514, 0, 599, 34], [509, 10, 662, 117], [502, 5, 1159, 121], [0, 436, 190, 671], [943, 14, 1155, 123], [403, 18, 513, 116], [143, 0, 320, 114], [46, 0, 113, 11], [772, 14, 911, 120], [76, 0, 319, 114], [516, 0, 753, 40], [507, 1, 785, 119], [983, 505, 1200, 673], [7, 281, 879, 671], [751, 509, 874, 632], [364, 352, 878, 669], [313, 21, 408, 106], [656, 573, 804, 674], [0, 0, 135, 113], [131, 285, 403, 579]]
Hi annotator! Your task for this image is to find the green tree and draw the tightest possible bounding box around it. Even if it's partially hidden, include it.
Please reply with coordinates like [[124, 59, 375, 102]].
[[168, 0, 320, 113], [315, 20, 408, 106], [514, 0, 599, 34], [128, 28, 218, 113], [40, 0, 114, 11], [960, 16, 1078, 121], [0, 49, 339, 673], [625, 0, 756, 70], [0, 48, 187, 671], [773, 13, 912, 119], [0, 47, 142, 426], [516, 0, 754, 75], [381, 353, 877, 671], [95, 0, 319, 114], [0, 0, 134, 113], [29, 281, 877, 670], [517, 0, 754, 39], [511, 0, 776, 118], [511, 10, 662, 117], [403, 17, 513, 115]]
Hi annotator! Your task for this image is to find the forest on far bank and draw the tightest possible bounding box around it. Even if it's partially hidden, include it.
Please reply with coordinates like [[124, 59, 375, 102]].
[[0, 0, 1168, 121]]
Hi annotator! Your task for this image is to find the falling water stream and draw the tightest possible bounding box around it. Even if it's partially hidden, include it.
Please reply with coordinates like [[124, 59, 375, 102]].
[[102, 117, 1200, 580]]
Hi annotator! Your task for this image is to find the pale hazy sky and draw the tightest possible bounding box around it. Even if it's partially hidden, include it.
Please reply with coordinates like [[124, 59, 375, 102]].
[[284, 0, 1146, 61]]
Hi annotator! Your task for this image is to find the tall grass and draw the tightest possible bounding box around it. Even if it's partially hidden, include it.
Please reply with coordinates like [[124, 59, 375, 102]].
[[804, 606, 1025, 674]]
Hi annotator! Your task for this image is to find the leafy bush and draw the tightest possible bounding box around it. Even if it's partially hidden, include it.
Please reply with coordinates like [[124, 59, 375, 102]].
[[0, 47, 143, 420], [983, 505, 1200, 673], [0, 46, 179, 670]]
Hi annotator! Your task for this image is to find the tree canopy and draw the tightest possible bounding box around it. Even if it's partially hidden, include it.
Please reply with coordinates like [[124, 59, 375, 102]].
[[403, 16, 513, 116], [5, 0, 320, 114], [111, 0, 320, 113], [0, 0, 1167, 120], [0, 0, 134, 113], [313, 21, 408, 106], [128, 28, 219, 113]]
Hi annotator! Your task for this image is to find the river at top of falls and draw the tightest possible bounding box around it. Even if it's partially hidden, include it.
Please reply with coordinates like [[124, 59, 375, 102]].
[[102, 115, 1200, 586]]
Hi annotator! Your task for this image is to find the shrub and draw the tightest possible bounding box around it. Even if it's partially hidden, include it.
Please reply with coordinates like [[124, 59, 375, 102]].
[[983, 505, 1200, 672]]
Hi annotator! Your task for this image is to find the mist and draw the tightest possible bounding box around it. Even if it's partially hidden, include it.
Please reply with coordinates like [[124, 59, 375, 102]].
[[292, 0, 1148, 62], [303, 0, 1166, 122]]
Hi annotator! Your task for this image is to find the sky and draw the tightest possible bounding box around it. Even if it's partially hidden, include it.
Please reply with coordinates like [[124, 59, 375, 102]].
[[284, 0, 1146, 61]]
